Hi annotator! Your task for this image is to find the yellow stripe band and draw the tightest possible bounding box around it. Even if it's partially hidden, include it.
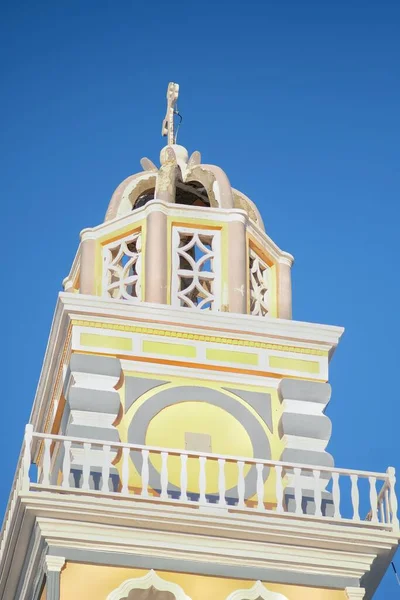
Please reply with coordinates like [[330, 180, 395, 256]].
[[269, 356, 320, 374], [80, 333, 132, 351], [206, 348, 259, 366], [143, 340, 196, 358]]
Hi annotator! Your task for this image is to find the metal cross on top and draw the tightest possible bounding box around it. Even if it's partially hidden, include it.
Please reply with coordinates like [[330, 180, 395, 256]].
[[161, 82, 180, 145]]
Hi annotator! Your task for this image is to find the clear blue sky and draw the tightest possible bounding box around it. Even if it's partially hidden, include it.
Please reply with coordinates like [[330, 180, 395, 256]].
[[1, 1, 399, 596]]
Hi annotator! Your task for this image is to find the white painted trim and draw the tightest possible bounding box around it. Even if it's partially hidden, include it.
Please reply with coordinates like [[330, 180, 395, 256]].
[[106, 569, 192, 600], [45, 555, 65, 572], [225, 580, 288, 600], [345, 587, 365, 599], [281, 400, 325, 415]]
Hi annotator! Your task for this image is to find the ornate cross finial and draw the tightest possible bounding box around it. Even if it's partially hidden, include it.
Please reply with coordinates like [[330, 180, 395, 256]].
[[162, 82, 180, 145]]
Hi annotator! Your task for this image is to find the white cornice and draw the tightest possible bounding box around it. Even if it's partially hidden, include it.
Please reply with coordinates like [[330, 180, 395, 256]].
[[29, 292, 344, 433], [30, 292, 343, 433], [20, 493, 399, 585], [59, 293, 344, 347]]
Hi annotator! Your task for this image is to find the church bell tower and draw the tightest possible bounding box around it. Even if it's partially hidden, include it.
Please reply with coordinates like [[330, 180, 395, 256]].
[[0, 83, 398, 600]]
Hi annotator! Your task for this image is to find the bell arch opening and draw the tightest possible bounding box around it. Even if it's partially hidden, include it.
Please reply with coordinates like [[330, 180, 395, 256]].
[[132, 188, 156, 210], [175, 180, 210, 207]]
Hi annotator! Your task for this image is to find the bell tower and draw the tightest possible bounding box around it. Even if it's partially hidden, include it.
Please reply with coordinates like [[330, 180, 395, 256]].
[[0, 83, 398, 600]]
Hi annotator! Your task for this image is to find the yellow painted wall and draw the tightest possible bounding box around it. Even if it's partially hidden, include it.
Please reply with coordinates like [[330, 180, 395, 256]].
[[40, 582, 46, 600], [60, 563, 347, 600], [116, 374, 284, 503]]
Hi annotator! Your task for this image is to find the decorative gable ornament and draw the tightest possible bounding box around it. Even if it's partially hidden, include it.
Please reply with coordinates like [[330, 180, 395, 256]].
[[225, 580, 289, 600], [106, 569, 193, 600]]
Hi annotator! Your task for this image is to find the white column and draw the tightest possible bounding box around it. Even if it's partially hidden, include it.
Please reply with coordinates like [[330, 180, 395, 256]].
[[45, 556, 66, 600], [278, 253, 294, 320], [145, 208, 168, 304], [79, 229, 97, 295], [227, 218, 247, 314]]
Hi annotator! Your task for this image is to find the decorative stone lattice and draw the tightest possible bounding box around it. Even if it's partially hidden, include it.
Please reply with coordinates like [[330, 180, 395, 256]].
[[102, 232, 142, 300], [249, 248, 270, 316], [172, 227, 220, 311]]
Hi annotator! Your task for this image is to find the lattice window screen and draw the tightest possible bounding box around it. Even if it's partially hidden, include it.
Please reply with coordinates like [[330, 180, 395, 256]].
[[171, 227, 221, 311], [249, 248, 270, 316], [102, 231, 142, 301]]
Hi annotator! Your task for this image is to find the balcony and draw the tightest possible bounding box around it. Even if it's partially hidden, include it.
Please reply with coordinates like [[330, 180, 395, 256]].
[[1, 425, 398, 568]]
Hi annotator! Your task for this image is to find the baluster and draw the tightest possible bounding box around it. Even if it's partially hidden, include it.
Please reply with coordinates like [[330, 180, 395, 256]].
[[42, 437, 52, 486], [313, 470, 322, 517], [62, 440, 71, 489], [199, 456, 207, 505], [350, 474, 360, 521], [379, 496, 385, 524], [368, 476, 378, 523], [180, 454, 188, 502], [101, 445, 111, 493], [141, 449, 149, 498], [22, 424, 33, 492], [388, 467, 399, 529], [275, 465, 284, 513], [384, 487, 390, 524], [294, 467, 302, 515], [121, 446, 130, 494], [256, 463, 265, 511], [160, 452, 169, 500], [332, 471, 341, 519], [237, 461, 245, 508], [218, 459, 226, 507], [82, 442, 91, 491]]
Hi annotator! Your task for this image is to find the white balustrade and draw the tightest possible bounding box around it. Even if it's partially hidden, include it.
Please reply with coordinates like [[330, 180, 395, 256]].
[[141, 449, 149, 498], [237, 461, 245, 509], [256, 463, 265, 511], [332, 471, 341, 519], [101, 445, 111, 493], [198, 456, 207, 505], [160, 452, 169, 500], [313, 470, 322, 518], [1, 424, 398, 566], [275, 465, 284, 513], [350, 474, 360, 521], [82, 443, 91, 491], [121, 446, 130, 494], [62, 440, 71, 488], [42, 437, 52, 486], [369, 476, 378, 523], [294, 467, 303, 516], [180, 453, 188, 502], [218, 458, 227, 507]]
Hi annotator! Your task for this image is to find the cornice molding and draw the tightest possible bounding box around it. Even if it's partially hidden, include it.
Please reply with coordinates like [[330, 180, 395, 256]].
[[20, 493, 399, 583]]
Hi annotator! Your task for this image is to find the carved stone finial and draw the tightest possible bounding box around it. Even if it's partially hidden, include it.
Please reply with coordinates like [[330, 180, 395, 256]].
[[161, 82, 180, 145]]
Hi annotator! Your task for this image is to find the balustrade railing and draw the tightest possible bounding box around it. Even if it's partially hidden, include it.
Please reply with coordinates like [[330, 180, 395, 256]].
[[0, 424, 398, 564]]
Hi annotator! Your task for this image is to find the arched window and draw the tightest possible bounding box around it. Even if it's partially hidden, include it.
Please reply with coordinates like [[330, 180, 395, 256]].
[[106, 570, 192, 600], [225, 581, 288, 600]]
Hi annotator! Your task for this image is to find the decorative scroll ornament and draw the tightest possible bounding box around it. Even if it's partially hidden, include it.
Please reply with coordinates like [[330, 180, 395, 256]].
[[106, 570, 192, 600], [102, 232, 142, 300], [225, 580, 288, 600], [249, 248, 270, 316], [172, 227, 221, 311]]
